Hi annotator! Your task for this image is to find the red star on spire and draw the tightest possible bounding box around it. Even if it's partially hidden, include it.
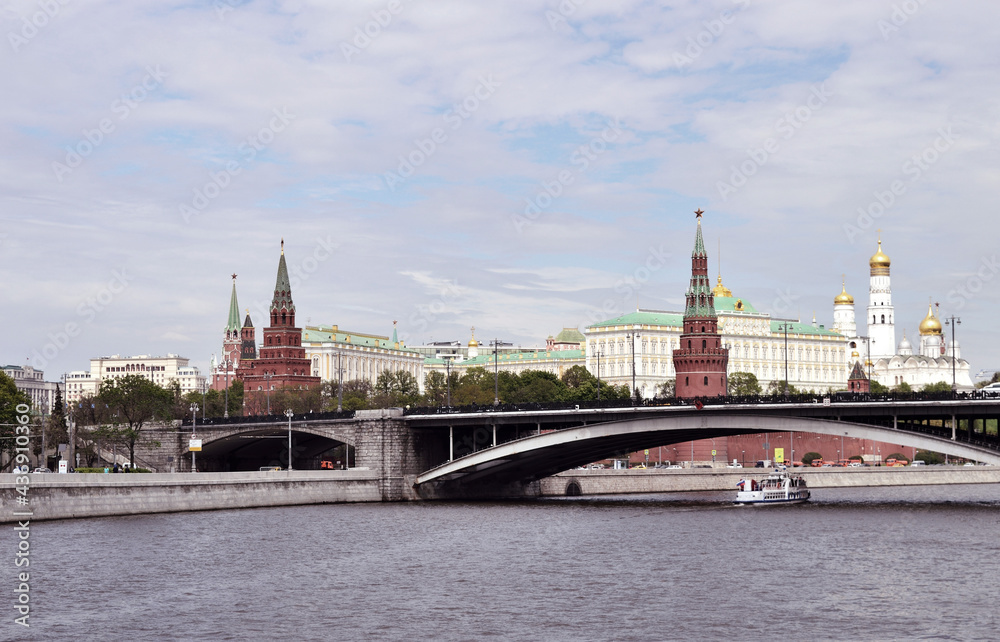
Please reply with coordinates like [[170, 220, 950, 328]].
[[231, 273, 237, 280], [695, 208, 704, 218]]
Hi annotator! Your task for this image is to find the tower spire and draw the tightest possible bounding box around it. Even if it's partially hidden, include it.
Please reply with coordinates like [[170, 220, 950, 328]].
[[226, 274, 240, 337]]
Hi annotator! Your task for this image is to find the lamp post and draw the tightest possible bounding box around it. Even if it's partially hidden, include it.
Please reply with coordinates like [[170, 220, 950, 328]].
[[596, 347, 602, 402], [945, 314, 961, 391], [445, 357, 451, 407], [493, 339, 501, 405], [741, 449, 745, 467], [627, 329, 640, 403], [778, 322, 791, 398], [337, 352, 344, 412], [264, 372, 273, 415], [189, 403, 199, 473], [285, 408, 294, 471], [223, 358, 233, 418]]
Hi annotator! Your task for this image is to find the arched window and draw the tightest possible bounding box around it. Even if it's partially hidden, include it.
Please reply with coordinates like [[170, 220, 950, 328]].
[[703, 376, 708, 386], [702, 339, 707, 350], [685, 376, 689, 386], [881, 314, 885, 324], [688, 340, 692, 349]]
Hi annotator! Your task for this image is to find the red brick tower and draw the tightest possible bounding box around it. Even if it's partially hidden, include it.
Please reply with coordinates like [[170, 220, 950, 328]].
[[847, 361, 869, 393], [673, 209, 729, 398], [238, 240, 320, 397]]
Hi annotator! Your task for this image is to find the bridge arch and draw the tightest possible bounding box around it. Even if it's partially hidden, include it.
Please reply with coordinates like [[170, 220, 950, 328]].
[[195, 424, 356, 472], [416, 414, 1000, 488]]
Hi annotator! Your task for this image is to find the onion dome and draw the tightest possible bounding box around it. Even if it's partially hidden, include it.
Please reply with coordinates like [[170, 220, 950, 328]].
[[468, 326, 479, 347], [869, 239, 890, 275], [834, 281, 854, 305], [919, 302, 942, 335], [712, 274, 733, 298], [898, 331, 913, 355]]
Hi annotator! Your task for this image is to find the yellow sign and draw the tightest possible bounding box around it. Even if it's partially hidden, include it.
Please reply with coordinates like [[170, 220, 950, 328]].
[[644, 450, 649, 455], [189, 439, 202, 452], [711, 449, 717, 456], [775, 448, 785, 463]]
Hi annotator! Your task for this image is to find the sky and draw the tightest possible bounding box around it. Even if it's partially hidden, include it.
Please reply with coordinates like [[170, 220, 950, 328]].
[[2, 0, 999, 382]]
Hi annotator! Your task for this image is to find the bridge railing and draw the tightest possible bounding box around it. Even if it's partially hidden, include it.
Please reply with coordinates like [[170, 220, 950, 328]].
[[403, 390, 999, 415], [180, 409, 356, 428]]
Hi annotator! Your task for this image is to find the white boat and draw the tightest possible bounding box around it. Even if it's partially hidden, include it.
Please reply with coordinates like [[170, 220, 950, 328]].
[[734, 469, 810, 505]]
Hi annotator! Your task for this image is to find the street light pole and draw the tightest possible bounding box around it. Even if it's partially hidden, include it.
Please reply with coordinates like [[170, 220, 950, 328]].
[[596, 348, 602, 402], [946, 314, 961, 391], [493, 339, 500, 405], [223, 358, 232, 418], [285, 408, 294, 471], [337, 352, 344, 412], [628, 329, 640, 403], [189, 403, 199, 473], [445, 357, 451, 407], [779, 322, 790, 398], [264, 372, 272, 415]]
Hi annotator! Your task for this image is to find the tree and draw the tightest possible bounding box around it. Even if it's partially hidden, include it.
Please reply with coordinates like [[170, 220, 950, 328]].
[[338, 379, 373, 411], [561, 365, 592, 391], [892, 381, 913, 393], [914, 449, 945, 465], [728, 372, 761, 396], [373, 370, 421, 408], [921, 381, 952, 393], [801, 451, 823, 465], [766, 380, 799, 395], [655, 378, 675, 398], [0, 372, 32, 471], [870, 380, 889, 394], [96, 374, 173, 466], [884, 452, 909, 463], [422, 370, 448, 406]]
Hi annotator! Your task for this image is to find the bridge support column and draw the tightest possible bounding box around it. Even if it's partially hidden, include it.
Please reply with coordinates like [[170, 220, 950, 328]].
[[893, 415, 897, 430], [449, 426, 453, 461], [952, 415, 957, 441], [492, 424, 496, 447]]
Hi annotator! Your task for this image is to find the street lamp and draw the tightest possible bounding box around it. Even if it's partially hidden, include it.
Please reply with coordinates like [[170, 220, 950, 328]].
[[223, 358, 233, 418], [596, 347, 603, 402], [445, 357, 451, 407], [285, 408, 294, 471], [945, 314, 961, 391], [493, 338, 502, 405], [264, 372, 273, 415], [337, 352, 344, 412], [777, 322, 791, 398], [627, 329, 640, 403], [189, 403, 199, 473]]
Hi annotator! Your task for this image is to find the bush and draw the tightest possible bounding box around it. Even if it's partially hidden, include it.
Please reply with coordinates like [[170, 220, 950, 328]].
[[915, 450, 945, 465], [801, 451, 823, 465], [884, 452, 909, 463]]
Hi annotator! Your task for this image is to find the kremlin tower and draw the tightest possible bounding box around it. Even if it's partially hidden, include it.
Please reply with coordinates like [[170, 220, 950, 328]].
[[866, 235, 896, 360], [211, 275, 243, 391], [673, 209, 729, 398], [238, 240, 320, 400]]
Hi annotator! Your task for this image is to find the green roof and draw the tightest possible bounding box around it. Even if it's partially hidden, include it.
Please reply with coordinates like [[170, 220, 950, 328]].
[[588, 311, 683, 329], [226, 281, 240, 334], [302, 325, 419, 353], [427, 349, 584, 367], [769, 320, 841, 337], [713, 296, 761, 314], [553, 327, 585, 343]]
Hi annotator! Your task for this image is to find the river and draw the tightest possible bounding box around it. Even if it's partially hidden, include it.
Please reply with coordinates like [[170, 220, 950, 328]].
[[6, 484, 1000, 640]]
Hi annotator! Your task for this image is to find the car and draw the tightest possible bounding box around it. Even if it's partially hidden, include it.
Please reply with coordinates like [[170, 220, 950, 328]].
[[31, 467, 52, 473], [963, 462, 975, 467], [259, 466, 282, 471], [667, 465, 683, 469], [849, 462, 864, 468]]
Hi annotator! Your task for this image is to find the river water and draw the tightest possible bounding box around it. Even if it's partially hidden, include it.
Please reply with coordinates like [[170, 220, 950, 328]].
[[6, 484, 1000, 640]]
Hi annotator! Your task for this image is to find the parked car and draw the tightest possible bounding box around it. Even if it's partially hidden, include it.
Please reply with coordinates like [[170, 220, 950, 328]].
[[31, 467, 51, 473]]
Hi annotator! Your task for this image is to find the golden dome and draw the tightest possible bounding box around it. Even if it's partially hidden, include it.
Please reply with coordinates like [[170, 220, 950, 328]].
[[712, 275, 732, 298], [468, 326, 479, 347], [869, 239, 890, 271], [834, 280, 854, 305], [918, 302, 942, 335]]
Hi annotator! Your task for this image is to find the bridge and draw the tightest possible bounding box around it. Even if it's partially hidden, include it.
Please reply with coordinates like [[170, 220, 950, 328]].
[[152, 394, 1000, 500]]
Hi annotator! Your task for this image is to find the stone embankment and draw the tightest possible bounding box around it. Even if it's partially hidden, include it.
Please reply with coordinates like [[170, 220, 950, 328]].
[[540, 466, 1000, 496], [0, 470, 381, 523]]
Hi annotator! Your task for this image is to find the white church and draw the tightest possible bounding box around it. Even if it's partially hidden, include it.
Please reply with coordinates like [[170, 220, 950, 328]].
[[831, 236, 973, 390]]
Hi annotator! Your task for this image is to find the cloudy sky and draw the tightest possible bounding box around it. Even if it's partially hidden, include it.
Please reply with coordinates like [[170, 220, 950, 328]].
[[3, 0, 998, 381]]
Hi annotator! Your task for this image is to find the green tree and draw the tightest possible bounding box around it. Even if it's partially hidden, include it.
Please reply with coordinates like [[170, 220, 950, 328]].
[[766, 380, 799, 395], [870, 380, 889, 394], [884, 452, 909, 463], [914, 449, 945, 465], [921, 381, 952, 393], [0, 372, 32, 470], [45, 386, 69, 466], [728, 372, 762, 396], [96, 374, 173, 466], [892, 381, 913, 393], [422, 370, 448, 406], [373, 370, 421, 408], [655, 378, 675, 398], [561, 365, 592, 390], [338, 379, 373, 411], [801, 451, 823, 465], [509, 370, 566, 403]]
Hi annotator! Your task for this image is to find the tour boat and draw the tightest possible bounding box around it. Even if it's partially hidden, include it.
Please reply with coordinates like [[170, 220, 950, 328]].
[[734, 469, 810, 505]]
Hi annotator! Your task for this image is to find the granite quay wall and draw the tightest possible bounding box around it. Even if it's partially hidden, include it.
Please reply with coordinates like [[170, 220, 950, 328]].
[[539, 466, 1000, 496], [0, 470, 382, 523]]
